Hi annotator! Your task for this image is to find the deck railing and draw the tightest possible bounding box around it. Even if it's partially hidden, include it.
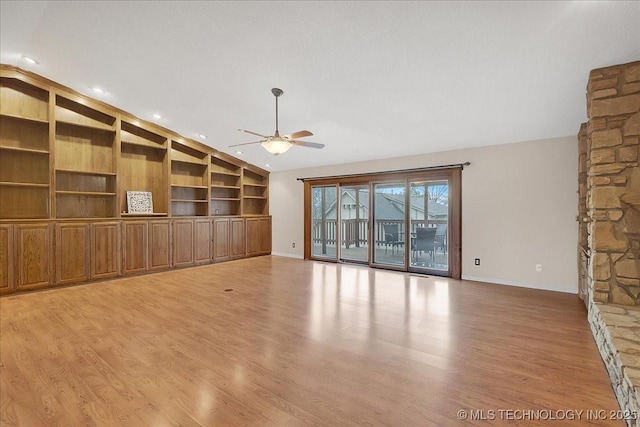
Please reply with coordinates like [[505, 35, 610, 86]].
[[312, 218, 447, 248]]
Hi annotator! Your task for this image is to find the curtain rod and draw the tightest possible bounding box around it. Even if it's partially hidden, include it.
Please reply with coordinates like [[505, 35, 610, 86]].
[[296, 162, 470, 182]]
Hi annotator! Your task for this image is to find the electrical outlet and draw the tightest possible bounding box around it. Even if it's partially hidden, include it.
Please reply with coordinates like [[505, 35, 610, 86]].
[[536, 264, 542, 272], [474, 258, 480, 266], [292, 242, 296, 248]]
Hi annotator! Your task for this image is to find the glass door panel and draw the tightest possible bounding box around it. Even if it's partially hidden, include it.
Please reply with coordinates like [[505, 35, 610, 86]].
[[311, 185, 338, 260], [340, 186, 369, 263], [372, 182, 406, 268], [409, 179, 449, 273]]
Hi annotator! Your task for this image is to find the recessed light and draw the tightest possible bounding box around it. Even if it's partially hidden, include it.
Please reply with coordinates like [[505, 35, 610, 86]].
[[199, 134, 207, 139], [22, 56, 38, 65], [265, 163, 271, 168], [91, 87, 105, 94], [236, 151, 243, 155], [152, 113, 162, 119]]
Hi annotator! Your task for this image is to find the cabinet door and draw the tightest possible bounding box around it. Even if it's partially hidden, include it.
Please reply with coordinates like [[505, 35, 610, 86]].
[[213, 218, 230, 261], [91, 222, 120, 279], [15, 223, 53, 291], [55, 223, 90, 285], [149, 220, 171, 270], [0, 224, 14, 294], [194, 219, 211, 264], [123, 221, 148, 274], [259, 216, 272, 254], [230, 218, 246, 258], [173, 219, 194, 267], [246, 218, 260, 256]]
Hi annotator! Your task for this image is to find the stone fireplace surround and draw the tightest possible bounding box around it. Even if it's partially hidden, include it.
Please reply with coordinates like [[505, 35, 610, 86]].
[[579, 60, 640, 426]]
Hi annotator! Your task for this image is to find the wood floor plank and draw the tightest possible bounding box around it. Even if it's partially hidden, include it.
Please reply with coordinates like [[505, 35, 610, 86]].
[[0, 256, 623, 426]]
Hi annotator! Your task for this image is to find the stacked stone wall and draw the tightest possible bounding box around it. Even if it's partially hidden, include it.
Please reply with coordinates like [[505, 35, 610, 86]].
[[586, 61, 640, 305]]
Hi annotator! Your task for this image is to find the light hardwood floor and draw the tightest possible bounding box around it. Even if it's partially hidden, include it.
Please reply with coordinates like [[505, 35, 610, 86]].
[[0, 256, 622, 426]]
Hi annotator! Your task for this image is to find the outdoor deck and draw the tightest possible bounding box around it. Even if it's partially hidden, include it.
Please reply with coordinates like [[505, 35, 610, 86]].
[[313, 244, 448, 271]]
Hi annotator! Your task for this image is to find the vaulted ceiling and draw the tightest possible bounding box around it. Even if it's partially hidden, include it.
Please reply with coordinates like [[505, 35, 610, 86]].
[[2, 1, 639, 171]]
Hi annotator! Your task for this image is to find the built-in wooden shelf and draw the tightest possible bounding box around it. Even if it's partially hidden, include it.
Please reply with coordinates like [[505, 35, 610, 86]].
[[0, 145, 49, 154], [56, 191, 116, 196], [56, 119, 115, 133], [56, 169, 116, 176], [0, 113, 48, 124], [211, 185, 241, 189], [243, 196, 268, 200], [0, 181, 49, 188], [121, 139, 167, 150], [211, 197, 241, 201], [171, 199, 208, 203], [121, 212, 168, 217]]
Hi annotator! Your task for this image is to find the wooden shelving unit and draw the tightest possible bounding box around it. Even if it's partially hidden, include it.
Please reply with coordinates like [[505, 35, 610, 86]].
[[0, 64, 272, 295], [120, 120, 168, 215], [0, 77, 50, 219], [242, 167, 269, 216], [54, 95, 117, 218], [211, 154, 241, 216], [170, 140, 209, 216]]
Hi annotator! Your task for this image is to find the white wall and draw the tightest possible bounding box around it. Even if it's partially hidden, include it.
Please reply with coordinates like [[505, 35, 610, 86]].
[[269, 136, 579, 293]]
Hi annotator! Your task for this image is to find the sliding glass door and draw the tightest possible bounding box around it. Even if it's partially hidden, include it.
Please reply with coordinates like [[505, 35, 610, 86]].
[[311, 185, 338, 260], [409, 179, 450, 274], [339, 186, 369, 263], [372, 182, 406, 268], [304, 166, 461, 279]]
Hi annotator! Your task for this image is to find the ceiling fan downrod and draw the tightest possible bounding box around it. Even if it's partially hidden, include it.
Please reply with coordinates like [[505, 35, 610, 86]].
[[272, 88, 283, 137]]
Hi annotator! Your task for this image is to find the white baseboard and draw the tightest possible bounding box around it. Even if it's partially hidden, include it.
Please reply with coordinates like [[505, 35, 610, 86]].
[[271, 251, 304, 259], [461, 275, 577, 294]]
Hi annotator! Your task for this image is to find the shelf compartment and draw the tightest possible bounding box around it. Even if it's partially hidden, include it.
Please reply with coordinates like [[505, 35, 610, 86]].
[[0, 150, 49, 185], [0, 77, 49, 122], [171, 161, 207, 187], [121, 121, 167, 150], [56, 193, 116, 218], [171, 201, 208, 217], [1, 115, 49, 152], [243, 197, 268, 216], [120, 143, 168, 215], [211, 199, 240, 216], [243, 184, 267, 198], [56, 170, 116, 193], [0, 186, 49, 219], [211, 156, 241, 175], [55, 95, 116, 130], [171, 186, 208, 201], [171, 140, 208, 165], [211, 186, 240, 200], [55, 122, 115, 174]]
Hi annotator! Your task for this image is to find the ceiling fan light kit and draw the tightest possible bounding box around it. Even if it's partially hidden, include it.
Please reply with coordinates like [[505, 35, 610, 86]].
[[232, 88, 324, 155]]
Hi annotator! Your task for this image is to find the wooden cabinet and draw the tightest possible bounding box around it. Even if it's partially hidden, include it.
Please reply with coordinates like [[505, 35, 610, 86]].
[[194, 219, 212, 264], [148, 220, 171, 270], [0, 66, 273, 295], [55, 222, 90, 285], [230, 218, 246, 258], [173, 219, 194, 267], [15, 223, 53, 291], [0, 224, 14, 294], [91, 222, 120, 279], [213, 218, 230, 261], [123, 221, 148, 274], [247, 216, 272, 257]]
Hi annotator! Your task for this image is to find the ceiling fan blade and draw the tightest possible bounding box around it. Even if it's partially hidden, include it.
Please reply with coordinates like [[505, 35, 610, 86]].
[[292, 140, 324, 149], [238, 129, 270, 139], [283, 130, 313, 140], [229, 140, 264, 147]]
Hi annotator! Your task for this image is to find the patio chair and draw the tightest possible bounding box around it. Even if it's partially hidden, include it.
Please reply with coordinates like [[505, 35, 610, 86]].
[[383, 224, 403, 255], [434, 224, 447, 253], [412, 227, 436, 262]]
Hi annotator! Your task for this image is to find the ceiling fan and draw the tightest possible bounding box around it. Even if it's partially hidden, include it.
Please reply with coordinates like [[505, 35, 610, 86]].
[[230, 88, 324, 155]]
